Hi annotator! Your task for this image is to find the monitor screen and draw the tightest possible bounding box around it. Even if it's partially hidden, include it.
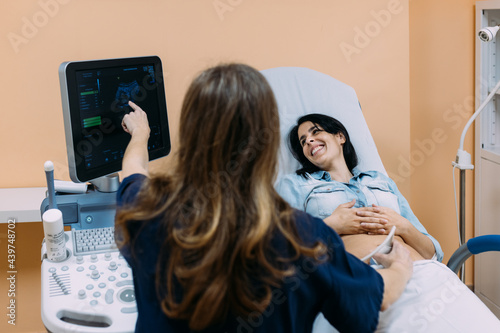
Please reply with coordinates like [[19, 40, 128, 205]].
[[59, 56, 170, 183]]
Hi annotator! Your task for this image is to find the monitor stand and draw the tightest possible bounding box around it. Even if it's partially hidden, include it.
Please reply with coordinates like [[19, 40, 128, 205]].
[[90, 174, 120, 193], [40, 173, 121, 228]]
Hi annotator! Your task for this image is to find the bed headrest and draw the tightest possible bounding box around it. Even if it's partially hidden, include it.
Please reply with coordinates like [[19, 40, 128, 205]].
[[261, 67, 386, 181]]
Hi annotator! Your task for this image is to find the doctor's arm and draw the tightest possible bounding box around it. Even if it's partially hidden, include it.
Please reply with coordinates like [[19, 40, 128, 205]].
[[121, 101, 150, 178]]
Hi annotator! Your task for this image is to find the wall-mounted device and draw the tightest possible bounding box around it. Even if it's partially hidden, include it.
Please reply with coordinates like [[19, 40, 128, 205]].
[[479, 25, 500, 42], [40, 56, 170, 332], [473, 1, 500, 319]]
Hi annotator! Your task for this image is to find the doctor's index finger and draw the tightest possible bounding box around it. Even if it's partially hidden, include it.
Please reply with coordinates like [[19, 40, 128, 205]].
[[128, 100, 144, 112]]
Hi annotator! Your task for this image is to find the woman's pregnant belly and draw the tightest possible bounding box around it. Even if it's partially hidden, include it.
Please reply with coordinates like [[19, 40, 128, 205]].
[[341, 234, 424, 262]]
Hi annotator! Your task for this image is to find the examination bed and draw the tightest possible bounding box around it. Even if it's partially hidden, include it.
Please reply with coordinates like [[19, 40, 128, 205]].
[[261, 67, 500, 332]]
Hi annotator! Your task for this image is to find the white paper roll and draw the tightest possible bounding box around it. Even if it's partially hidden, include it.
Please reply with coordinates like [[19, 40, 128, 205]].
[[42, 209, 67, 262]]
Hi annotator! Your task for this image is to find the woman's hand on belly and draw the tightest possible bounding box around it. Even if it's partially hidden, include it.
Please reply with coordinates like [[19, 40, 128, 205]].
[[341, 234, 424, 262], [355, 204, 410, 236], [324, 199, 389, 235], [354, 204, 436, 260]]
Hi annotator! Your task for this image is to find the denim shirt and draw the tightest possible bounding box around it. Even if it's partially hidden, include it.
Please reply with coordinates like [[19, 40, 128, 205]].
[[276, 169, 444, 262]]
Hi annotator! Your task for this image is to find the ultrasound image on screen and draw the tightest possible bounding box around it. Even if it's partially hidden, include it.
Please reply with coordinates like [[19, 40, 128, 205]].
[[115, 80, 140, 111]]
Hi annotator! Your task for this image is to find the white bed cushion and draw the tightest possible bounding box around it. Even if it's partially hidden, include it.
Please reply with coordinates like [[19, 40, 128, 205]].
[[260, 67, 386, 181], [377, 260, 500, 333]]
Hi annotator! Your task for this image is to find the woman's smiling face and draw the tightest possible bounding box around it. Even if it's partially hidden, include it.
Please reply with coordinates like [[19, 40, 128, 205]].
[[297, 121, 345, 171]]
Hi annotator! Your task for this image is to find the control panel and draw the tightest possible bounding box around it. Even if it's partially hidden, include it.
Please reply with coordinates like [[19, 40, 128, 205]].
[[41, 232, 136, 332]]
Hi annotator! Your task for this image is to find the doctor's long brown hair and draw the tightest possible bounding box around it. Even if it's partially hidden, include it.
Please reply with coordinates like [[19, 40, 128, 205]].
[[115, 64, 325, 330]]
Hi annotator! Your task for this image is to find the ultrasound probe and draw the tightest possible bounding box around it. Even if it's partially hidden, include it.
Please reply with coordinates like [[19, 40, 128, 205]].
[[44, 161, 58, 210]]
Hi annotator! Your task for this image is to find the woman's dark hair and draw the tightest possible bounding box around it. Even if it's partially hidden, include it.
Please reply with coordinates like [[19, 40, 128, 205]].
[[288, 113, 358, 176]]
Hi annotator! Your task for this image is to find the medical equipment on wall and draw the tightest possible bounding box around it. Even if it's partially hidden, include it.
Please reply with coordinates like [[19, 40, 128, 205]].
[[448, 1, 500, 318], [40, 56, 170, 332], [478, 25, 500, 42], [452, 78, 500, 281], [451, 10, 500, 282]]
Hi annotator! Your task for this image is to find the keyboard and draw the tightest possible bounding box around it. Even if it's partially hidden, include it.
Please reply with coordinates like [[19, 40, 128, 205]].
[[73, 227, 117, 255]]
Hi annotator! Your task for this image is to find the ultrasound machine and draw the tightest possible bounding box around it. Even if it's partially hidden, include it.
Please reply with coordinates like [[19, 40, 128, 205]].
[[40, 56, 170, 332]]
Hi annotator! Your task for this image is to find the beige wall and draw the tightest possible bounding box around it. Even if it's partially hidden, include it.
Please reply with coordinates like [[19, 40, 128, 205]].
[[0, 0, 410, 191], [0, 0, 478, 279], [409, 0, 476, 283]]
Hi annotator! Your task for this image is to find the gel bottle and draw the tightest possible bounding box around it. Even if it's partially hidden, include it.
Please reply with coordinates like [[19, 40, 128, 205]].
[[42, 209, 67, 262]]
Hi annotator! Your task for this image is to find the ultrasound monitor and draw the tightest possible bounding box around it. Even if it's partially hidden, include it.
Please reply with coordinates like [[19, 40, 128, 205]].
[[59, 56, 170, 187]]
